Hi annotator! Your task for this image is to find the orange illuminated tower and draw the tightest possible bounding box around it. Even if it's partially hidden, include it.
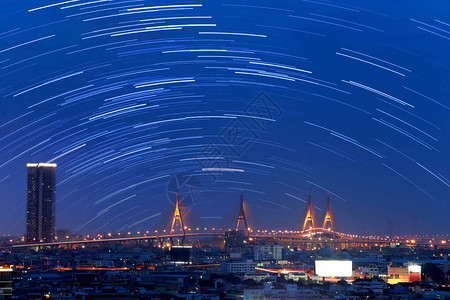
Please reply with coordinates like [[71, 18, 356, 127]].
[[302, 190, 316, 232], [170, 191, 185, 235], [322, 193, 335, 231], [235, 190, 249, 236]]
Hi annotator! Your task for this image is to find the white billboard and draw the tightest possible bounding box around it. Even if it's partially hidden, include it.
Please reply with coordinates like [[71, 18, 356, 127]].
[[315, 260, 352, 277], [408, 264, 421, 273]]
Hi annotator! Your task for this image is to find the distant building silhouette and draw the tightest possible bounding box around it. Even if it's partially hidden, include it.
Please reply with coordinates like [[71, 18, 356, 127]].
[[26, 163, 56, 243]]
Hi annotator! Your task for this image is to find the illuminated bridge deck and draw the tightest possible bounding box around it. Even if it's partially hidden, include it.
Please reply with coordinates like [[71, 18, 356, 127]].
[[10, 231, 449, 249]]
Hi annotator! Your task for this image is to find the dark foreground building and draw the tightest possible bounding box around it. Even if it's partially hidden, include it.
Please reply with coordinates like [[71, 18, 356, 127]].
[[26, 163, 56, 243]]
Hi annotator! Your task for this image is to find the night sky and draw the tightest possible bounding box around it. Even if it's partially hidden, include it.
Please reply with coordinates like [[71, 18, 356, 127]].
[[0, 0, 449, 236]]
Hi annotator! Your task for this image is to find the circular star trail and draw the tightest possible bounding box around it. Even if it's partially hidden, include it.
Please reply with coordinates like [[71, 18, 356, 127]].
[[0, 0, 449, 236]]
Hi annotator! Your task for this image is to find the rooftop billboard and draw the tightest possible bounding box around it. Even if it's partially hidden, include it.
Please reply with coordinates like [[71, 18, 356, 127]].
[[315, 260, 352, 277]]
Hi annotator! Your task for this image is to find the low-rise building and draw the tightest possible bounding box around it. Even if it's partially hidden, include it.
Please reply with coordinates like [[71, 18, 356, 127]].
[[244, 272, 270, 282], [244, 283, 327, 299], [287, 271, 308, 282], [387, 263, 421, 284], [0, 263, 13, 299], [254, 244, 282, 261], [222, 259, 256, 274], [352, 277, 387, 294]]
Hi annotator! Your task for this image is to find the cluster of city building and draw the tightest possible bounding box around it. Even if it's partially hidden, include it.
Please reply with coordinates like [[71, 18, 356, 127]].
[[1, 230, 449, 299]]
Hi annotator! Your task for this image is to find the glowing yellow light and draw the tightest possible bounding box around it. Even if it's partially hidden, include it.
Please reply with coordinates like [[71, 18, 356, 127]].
[[0, 265, 13, 272]]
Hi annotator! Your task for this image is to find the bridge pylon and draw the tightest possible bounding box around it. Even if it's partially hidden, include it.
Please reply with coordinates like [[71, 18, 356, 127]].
[[170, 191, 185, 236], [322, 193, 335, 231], [235, 190, 249, 236], [302, 190, 316, 232]]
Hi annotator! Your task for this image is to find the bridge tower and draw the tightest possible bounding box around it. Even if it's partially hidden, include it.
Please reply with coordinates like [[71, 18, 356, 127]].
[[170, 191, 185, 236], [235, 190, 249, 236], [302, 190, 316, 232], [322, 193, 335, 231]]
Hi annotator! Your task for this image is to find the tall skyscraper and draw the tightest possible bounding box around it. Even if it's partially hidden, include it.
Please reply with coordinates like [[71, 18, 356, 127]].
[[26, 163, 56, 243]]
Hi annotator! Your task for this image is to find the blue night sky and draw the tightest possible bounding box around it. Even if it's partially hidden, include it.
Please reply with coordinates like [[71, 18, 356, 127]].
[[0, 0, 449, 236]]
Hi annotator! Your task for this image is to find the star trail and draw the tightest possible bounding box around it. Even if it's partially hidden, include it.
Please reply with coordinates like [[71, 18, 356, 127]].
[[0, 0, 449, 236]]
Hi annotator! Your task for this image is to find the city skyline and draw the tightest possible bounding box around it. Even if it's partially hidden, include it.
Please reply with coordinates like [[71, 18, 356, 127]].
[[13, 162, 450, 239], [0, 1, 449, 236]]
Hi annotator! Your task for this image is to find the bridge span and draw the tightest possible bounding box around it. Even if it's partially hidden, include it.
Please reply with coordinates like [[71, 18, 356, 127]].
[[11, 230, 449, 250]]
